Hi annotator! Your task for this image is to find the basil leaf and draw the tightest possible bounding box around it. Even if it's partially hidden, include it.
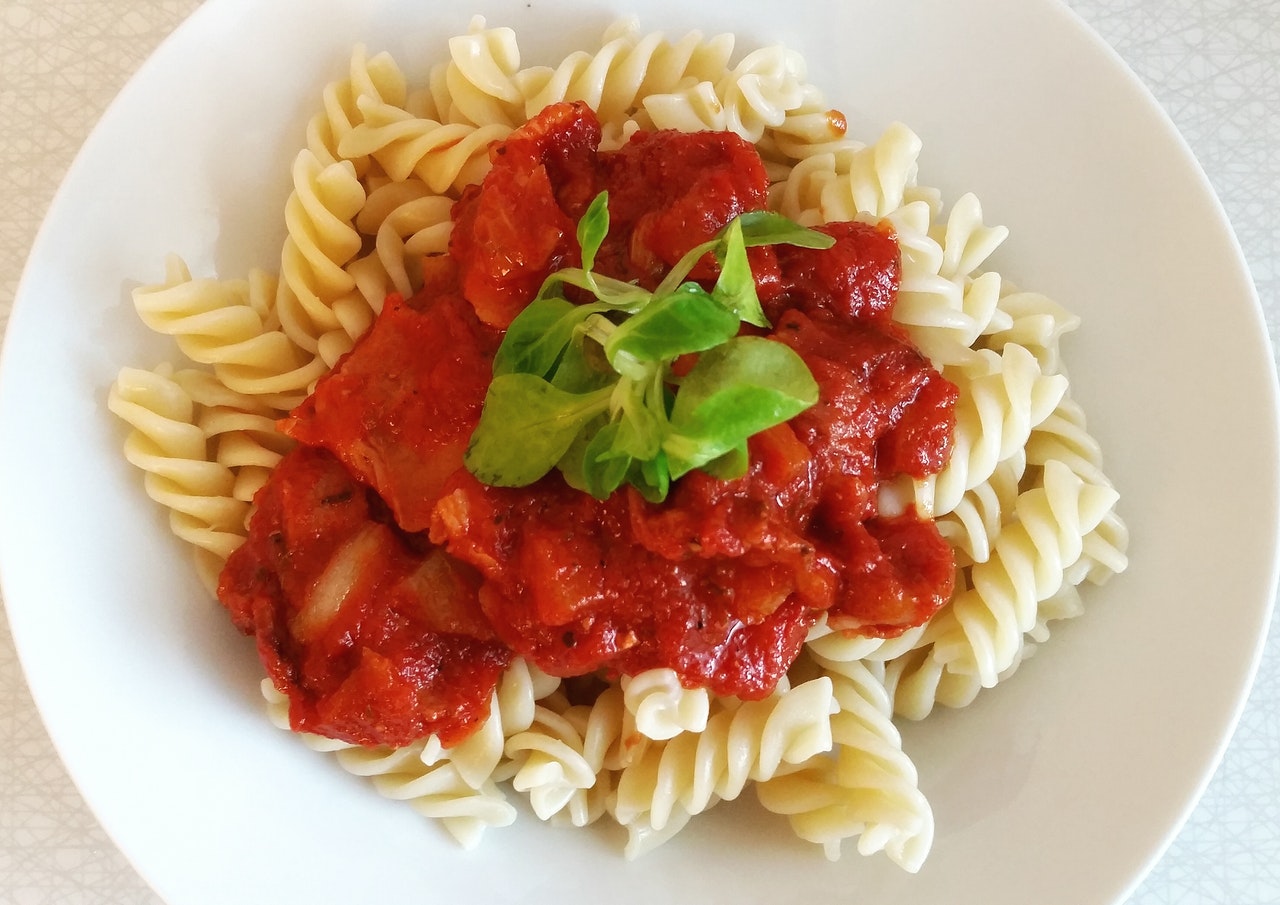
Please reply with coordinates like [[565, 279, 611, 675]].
[[737, 210, 837, 250], [710, 218, 769, 328], [664, 336, 818, 478], [465, 375, 612, 487], [605, 284, 740, 364]]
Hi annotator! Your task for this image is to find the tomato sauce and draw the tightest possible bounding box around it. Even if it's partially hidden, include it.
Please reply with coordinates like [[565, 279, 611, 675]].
[[218, 445, 509, 748], [218, 101, 958, 748], [280, 285, 500, 533]]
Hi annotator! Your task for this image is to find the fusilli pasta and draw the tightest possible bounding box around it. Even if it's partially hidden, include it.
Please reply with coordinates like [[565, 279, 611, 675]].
[[610, 678, 836, 854], [757, 655, 932, 871]]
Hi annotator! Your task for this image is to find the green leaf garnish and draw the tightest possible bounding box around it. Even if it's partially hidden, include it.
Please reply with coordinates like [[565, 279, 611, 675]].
[[464, 375, 611, 487], [493, 297, 600, 378], [737, 210, 839, 249], [710, 218, 769, 328], [663, 337, 818, 479], [699, 441, 750, 481], [577, 191, 610, 273], [464, 192, 833, 500], [579, 422, 632, 499], [604, 284, 740, 364]]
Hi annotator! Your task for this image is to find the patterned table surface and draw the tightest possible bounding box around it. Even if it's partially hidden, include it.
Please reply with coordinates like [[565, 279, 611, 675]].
[[1, 1, 1277, 902]]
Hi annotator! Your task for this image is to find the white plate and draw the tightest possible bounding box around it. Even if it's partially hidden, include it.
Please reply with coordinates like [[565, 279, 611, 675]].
[[1, 0, 1276, 903]]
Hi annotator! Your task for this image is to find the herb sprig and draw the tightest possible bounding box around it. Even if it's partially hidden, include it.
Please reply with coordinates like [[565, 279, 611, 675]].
[[463, 192, 834, 502]]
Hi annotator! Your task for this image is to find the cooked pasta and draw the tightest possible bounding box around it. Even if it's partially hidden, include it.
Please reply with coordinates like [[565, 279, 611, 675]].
[[264, 711, 517, 851], [913, 344, 1069, 520], [621, 667, 711, 741], [432, 19, 525, 128], [931, 460, 1121, 687], [984, 285, 1083, 376], [260, 662, 561, 848], [107, 363, 258, 591], [533, 684, 631, 828], [610, 677, 837, 853], [305, 44, 409, 175], [175, 369, 294, 506], [416, 658, 564, 788], [345, 182, 454, 305], [275, 151, 369, 364], [934, 450, 1027, 566], [757, 655, 932, 871], [500, 705, 601, 822], [515, 19, 736, 126], [339, 101, 512, 195], [109, 18, 1129, 869], [130, 256, 326, 409]]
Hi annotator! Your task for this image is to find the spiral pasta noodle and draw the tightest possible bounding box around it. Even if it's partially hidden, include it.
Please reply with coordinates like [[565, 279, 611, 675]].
[[934, 450, 1027, 566], [275, 150, 369, 365], [295, 700, 520, 826], [339, 100, 512, 196], [345, 181, 455, 306], [173, 369, 294, 507], [621, 667, 711, 741], [642, 44, 810, 141], [260, 661, 562, 848], [521, 21, 734, 127], [880, 638, 985, 721], [983, 285, 1083, 375], [130, 256, 328, 409], [533, 684, 633, 828], [432, 18, 526, 128], [408, 658, 564, 787], [757, 655, 932, 871], [610, 677, 836, 854], [891, 202, 1015, 368], [932, 460, 1121, 686], [500, 705, 600, 821], [913, 344, 1069, 519], [305, 44, 409, 175], [107, 364, 255, 589]]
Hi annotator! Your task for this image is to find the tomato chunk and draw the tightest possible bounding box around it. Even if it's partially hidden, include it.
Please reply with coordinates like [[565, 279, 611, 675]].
[[218, 447, 508, 748], [770, 309, 957, 634], [769, 220, 902, 326], [449, 101, 601, 328], [281, 288, 499, 533], [597, 128, 774, 288], [818, 512, 957, 637]]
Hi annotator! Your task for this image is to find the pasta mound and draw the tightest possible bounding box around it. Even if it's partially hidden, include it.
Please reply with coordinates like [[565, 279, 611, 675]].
[[108, 16, 1128, 871]]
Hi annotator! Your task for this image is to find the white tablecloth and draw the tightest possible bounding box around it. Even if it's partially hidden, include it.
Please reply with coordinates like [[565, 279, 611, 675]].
[[1, 1, 1277, 902]]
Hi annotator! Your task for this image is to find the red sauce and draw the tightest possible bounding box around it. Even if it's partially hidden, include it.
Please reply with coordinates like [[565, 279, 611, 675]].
[[218, 445, 509, 748], [280, 285, 500, 533], [448, 103, 596, 328], [594, 127, 778, 291], [218, 101, 958, 748], [431, 427, 828, 697]]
